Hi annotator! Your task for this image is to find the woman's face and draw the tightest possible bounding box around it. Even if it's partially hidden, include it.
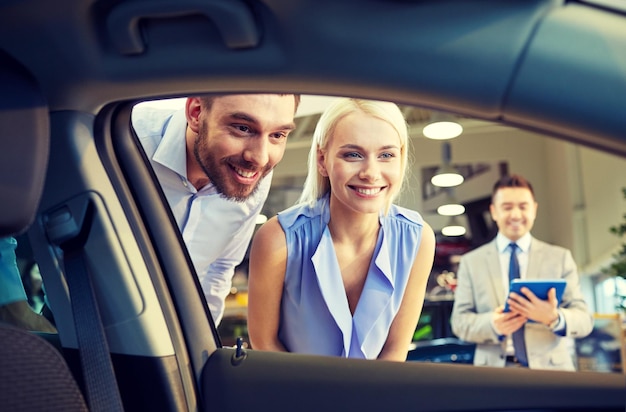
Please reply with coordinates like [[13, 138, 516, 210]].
[[318, 111, 403, 215]]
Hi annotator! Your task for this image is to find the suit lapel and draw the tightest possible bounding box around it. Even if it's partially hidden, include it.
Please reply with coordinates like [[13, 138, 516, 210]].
[[526, 237, 544, 279], [485, 240, 506, 305]]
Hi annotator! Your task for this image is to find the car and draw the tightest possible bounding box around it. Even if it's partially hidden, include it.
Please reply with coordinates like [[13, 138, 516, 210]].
[[1, 0, 625, 411]]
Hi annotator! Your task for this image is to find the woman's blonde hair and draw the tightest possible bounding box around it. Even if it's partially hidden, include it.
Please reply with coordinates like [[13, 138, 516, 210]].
[[297, 98, 409, 214]]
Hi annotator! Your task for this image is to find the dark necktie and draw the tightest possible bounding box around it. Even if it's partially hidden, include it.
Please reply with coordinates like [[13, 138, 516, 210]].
[[509, 242, 528, 366]]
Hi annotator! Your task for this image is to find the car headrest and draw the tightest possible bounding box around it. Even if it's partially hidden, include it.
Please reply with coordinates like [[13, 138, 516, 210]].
[[0, 51, 49, 236]]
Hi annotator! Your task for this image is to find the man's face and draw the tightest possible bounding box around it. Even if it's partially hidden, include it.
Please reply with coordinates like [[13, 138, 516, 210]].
[[489, 187, 538, 241], [190, 94, 297, 201]]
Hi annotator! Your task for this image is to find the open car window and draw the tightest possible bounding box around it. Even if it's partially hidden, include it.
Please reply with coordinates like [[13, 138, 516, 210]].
[[130, 94, 626, 373]]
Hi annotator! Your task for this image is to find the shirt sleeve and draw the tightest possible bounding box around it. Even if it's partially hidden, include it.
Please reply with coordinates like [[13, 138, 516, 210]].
[[550, 310, 566, 335], [200, 175, 271, 325]]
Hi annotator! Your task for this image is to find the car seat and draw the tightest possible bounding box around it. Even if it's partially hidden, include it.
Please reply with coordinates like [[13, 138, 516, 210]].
[[0, 50, 88, 411], [0, 323, 88, 411]]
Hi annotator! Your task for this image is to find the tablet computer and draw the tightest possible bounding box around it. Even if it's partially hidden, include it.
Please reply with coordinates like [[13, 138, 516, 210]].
[[503, 279, 567, 313]]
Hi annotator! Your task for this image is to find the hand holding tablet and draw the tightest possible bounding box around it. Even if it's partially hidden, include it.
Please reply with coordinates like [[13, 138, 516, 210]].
[[504, 279, 566, 313]]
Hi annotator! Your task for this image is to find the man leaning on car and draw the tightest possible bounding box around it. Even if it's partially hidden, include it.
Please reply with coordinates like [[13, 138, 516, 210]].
[[451, 174, 593, 371], [132, 94, 300, 325]]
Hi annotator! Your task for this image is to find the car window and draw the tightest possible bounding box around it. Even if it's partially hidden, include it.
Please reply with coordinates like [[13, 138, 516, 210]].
[[132, 95, 626, 373]]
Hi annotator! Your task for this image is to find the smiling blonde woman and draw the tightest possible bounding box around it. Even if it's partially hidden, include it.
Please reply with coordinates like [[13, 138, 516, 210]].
[[247, 98, 436, 361]]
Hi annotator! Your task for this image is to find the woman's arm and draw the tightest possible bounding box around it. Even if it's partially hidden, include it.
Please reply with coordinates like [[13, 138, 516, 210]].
[[247, 216, 289, 352], [378, 222, 436, 361]]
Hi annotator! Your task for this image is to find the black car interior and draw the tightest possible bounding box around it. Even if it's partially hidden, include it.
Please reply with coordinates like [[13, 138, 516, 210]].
[[1, 0, 626, 411]]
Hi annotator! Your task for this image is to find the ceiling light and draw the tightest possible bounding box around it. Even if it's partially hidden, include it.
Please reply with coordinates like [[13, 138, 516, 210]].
[[431, 164, 464, 187], [442, 225, 466, 236], [442, 217, 466, 237], [423, 121, 463, 140], [431, 141, 464, 187], [437, 189, 465, 216], [437, 203, 465, 216], [423, 112, 463, 140]]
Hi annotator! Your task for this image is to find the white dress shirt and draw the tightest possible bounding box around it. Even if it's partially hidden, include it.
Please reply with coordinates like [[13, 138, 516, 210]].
[[495, 232, 531, 292], [132, 107, 270, 325]]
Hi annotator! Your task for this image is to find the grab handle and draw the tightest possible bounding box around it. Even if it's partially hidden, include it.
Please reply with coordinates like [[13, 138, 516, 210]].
[[107, 0, 260, 55]]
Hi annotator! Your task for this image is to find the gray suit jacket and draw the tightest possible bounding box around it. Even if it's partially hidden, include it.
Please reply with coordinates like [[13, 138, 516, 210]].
[[450, 237, 593, 371]]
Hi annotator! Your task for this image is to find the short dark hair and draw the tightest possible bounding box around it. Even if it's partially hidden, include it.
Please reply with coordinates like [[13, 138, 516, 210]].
[[199, 93, 301, 112], [492, 174, 535, 202]]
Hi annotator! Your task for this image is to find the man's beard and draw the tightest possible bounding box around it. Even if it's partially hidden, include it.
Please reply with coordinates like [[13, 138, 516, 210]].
[[193, 126, 268, 202]]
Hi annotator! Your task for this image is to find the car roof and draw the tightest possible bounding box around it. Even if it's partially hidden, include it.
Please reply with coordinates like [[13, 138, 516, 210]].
[[1, 0, 625, 156]]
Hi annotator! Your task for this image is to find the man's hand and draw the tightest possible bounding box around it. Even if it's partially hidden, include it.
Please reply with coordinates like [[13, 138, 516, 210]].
[[493, 306, 527, 335], [507, 287, 559, 326]]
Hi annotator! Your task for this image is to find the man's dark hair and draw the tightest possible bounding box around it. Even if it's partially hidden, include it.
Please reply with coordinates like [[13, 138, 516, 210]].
[[199, 93, 301, 112], [492, 174, 535, 201]]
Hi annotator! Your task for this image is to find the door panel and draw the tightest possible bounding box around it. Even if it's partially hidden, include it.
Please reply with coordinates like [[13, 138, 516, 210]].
[[202, 348, 625, 412]]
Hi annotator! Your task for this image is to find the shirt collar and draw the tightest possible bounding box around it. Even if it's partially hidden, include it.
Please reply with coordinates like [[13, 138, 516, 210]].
[[496, 231, 531, 254], [152, 109, 189, 178]]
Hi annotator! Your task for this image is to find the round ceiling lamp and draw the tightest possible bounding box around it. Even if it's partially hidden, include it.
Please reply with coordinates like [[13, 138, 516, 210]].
[[442, 217, 466, 237], [431, 164, 464, 187], [423, 112, 463, 140], [431, 141, 464, 187], [423, 121, 463, 140], [437, 203, 465, 216]]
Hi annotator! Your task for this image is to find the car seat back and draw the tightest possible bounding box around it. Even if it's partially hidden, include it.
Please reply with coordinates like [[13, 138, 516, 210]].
[[0, 50, 49, 237], [0, 323, 88, 411], [0, 51, 88, 411]]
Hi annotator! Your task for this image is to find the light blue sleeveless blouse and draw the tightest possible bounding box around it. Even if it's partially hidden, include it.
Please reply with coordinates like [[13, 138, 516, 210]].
[[277, 195, 424, 359]]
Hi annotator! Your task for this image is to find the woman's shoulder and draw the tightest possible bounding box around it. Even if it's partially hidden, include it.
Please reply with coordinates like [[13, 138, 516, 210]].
[[386, 204, 424, 226], [253, 216, 286, 248], [277, 198, 326, 230]]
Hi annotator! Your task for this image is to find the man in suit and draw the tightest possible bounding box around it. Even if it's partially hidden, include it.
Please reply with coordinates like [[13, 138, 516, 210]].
[[450, 174, 593, 370]]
